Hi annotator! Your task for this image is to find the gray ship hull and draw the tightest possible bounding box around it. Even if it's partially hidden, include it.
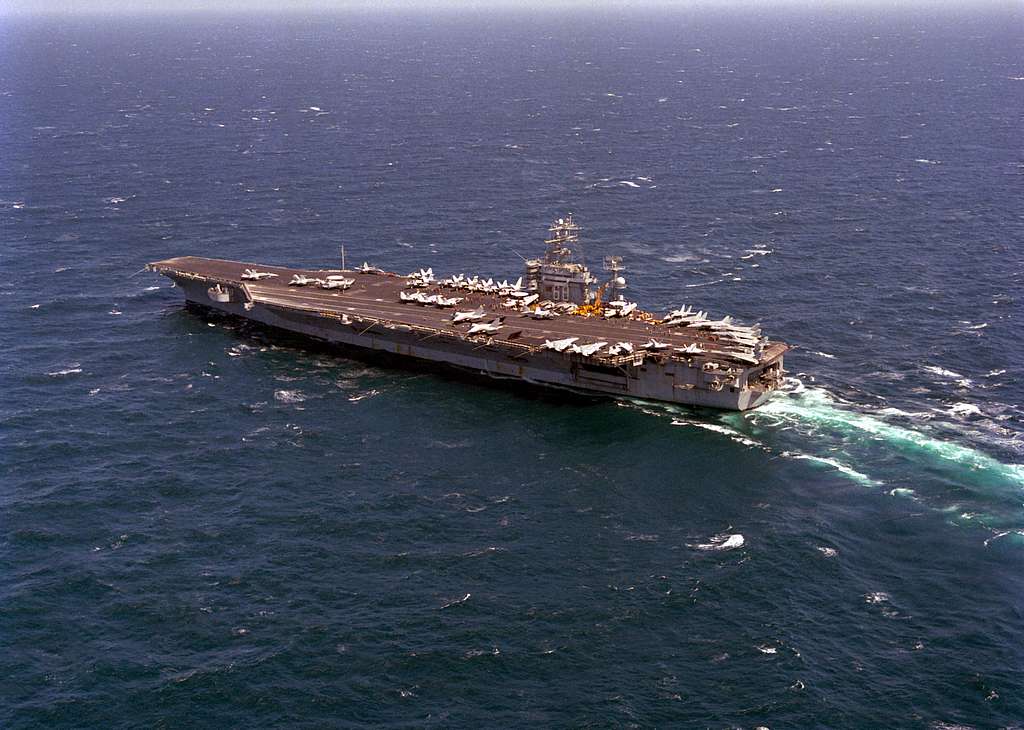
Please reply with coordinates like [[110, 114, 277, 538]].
[[163, 271, 780, 411]]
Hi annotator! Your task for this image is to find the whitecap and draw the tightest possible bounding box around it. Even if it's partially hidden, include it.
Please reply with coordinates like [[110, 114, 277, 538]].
[[47, 367, 82, 377], [618, 180, 641, 188], [947, 403, 982, 418], [816, 546, 838, 558], [756, 645, 778, 654], [923, 365, 962, 378], [864, 591, 890, 604], [440, 593, 471, 609], [464, 647, 500, 658], [691, 533, 745, 551], [983, 529, 1024, 547], [810, 351, 835, 359], [915, 158, 941, 165], [670, 419, 762, 448], [661, 254, 706, 264], [780, 451, 877, 486], [877, 407, 932, 420], [274, 389, 306, 403]]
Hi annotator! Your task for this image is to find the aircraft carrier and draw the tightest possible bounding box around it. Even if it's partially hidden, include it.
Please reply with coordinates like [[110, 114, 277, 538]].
[[148, 215, 788, 410]]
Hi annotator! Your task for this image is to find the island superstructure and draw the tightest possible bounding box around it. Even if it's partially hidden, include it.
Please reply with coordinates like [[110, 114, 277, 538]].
[[148, 215, 788, 410]]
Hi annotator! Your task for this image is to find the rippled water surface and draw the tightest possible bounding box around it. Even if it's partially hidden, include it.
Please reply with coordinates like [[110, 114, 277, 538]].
[[2, 7, 1022, 727]]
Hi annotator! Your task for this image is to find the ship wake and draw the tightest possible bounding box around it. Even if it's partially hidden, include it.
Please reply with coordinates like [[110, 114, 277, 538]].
[[738, 381, 1024, 491], [622, 379, 1024, 542]]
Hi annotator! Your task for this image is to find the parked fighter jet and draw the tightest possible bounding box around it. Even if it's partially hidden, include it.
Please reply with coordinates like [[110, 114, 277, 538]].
[[663, 305, 711, 326], [356, 262, 382, 273], [434, 295, 463, 308], [571, 341, 608, 357], [604, 301, 638, 318], [677, 343, 705, 354], [542, 337, 579, 352], [691, 315, 733, 329], [320, 276, 354, 290], [467, 319, 504, 335], [406, 267, 435, 287], [665, 304, 695, 319], [502, 277, 528, 296], [241, 269, 278, 280], [400, 290, 429, 303], [606, 341, 635, 356], [641, 339, 671, 350], [452, 307, 488, 323], [289, 274, 316, 286], [527, 304, 555, 319]]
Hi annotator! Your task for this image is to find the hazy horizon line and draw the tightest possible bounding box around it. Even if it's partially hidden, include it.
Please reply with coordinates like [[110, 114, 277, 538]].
[[2, 0, 1020, 18]]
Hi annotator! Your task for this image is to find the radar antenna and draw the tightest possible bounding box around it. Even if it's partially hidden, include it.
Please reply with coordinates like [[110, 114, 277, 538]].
[[543, 214, 585, 267]]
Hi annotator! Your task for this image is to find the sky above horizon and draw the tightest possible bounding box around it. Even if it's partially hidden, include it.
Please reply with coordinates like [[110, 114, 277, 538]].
[[2, 0, 1017, 14]]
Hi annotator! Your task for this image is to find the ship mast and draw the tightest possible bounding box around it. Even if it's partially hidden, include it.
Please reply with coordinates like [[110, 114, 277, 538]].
[[543, 214, 585, 267]]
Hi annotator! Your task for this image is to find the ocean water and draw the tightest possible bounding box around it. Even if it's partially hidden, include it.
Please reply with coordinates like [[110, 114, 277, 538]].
[[2, 6, 1023, 727]]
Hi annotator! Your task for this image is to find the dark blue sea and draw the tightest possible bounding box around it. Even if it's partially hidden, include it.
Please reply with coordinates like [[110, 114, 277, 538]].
[[2, 6, 1023, 727]]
